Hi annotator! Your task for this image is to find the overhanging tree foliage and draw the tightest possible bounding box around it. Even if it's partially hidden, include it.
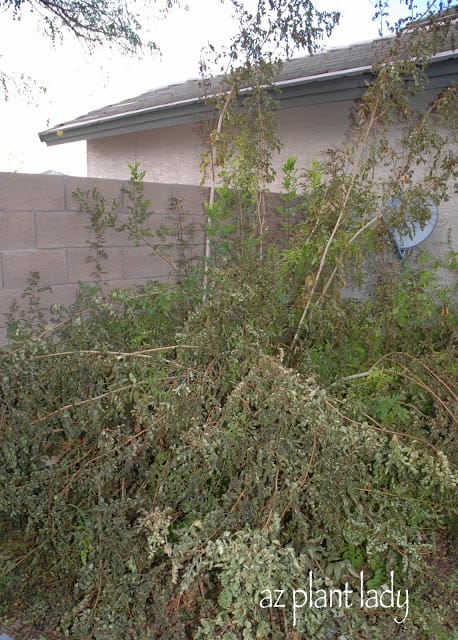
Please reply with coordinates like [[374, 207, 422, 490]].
[[0, 0, 179, 51], [0, 2, 457, 639], [0, 0, 180, 99], [201, 1, 456, 280]]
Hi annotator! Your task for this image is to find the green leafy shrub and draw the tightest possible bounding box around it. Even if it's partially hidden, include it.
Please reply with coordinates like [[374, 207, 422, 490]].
[[1, 15, 457, 630], [1, 260, 456, 639]]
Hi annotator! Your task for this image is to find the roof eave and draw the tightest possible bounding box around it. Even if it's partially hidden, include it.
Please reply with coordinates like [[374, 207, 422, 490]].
[[39, 52, 458, 147], [39, 69, 375, 146], [39, 100, 213, 145]]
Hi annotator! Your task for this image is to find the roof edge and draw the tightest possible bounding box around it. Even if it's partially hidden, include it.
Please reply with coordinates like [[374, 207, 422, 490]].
[[39, 48, 458, 147]]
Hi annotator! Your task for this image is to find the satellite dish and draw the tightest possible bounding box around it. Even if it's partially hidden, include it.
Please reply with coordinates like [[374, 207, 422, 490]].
[[385, 197, 438, 259]]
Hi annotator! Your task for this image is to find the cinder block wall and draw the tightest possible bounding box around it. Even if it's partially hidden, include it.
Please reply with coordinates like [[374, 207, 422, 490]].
[[1, 172, 456, 346], [0, 173, 207, 345]]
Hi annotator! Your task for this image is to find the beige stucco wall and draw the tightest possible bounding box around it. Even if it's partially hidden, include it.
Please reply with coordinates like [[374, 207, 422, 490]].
[[86, 102, 352, 189], [275, 101, 351, 179], [86, 98, 456, 260], [278, 98, 456, 261], [87, 122, 203, 186]]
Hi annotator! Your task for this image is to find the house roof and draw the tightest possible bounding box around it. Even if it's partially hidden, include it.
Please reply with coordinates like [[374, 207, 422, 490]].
[[39, 26, 458, 147]]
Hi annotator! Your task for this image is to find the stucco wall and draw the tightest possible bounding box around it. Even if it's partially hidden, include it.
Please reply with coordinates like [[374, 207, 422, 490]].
[[0, 173, 207, 345], [86, 102, 353, 190], [275, 102, 351, 176], [277, 98, 456, 262], [3, 90, 457, 343], [87, 95, 456, 273], [87, 122, 204, 186]]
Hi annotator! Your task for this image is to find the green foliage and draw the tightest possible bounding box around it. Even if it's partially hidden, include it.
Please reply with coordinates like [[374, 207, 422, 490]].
[[229, 0, 339, 62], [117, 162, 200, 280], [279, 11, 458, 352], [201, 60, 283, 271], [1, 7, 458, 640], [74, 162, 201, 294], [1, 251, 456, 638], [73, 185, 119, 295], [5, 271, 52, 334], [276, 156, 304, 243], [1, 0, 166, 52]]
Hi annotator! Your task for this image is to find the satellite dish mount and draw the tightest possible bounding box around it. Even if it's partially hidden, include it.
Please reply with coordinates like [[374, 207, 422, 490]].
[[385, 197, 438, 259]]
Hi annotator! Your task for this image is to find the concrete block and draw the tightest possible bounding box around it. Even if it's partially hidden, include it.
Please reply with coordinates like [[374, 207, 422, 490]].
[[169, 184, 208, 215], [0, 288, 24, 326], [104, 211, 206, 248], [186, 214, 206, 246], [67, 247, 123, 282], [0, 172, 65, 211], [121, 182, 209, 216], [141, 212, 178, 236], [35, 212, 91, 248], [0, 284, 78, 342], [105, 212, 172, 247], [122, 245, 173, 280], [39, 283, 79, 311], [264, 191, 283, 212], [187, 242, 206, 260], [0, 212, 36, 250], [263, 214, 287, 243], [65, 175, 124, 212], [66, 177, 207, 225], [137, 182, 173, 213], [2, 249, 67, 289], [147, 212, 205, 249], [103, 221, 134, 247], [0, 325, 9, 347]]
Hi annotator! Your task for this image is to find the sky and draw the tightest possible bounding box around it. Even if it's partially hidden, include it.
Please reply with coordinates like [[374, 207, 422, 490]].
[[0, 0, 432, 176]]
